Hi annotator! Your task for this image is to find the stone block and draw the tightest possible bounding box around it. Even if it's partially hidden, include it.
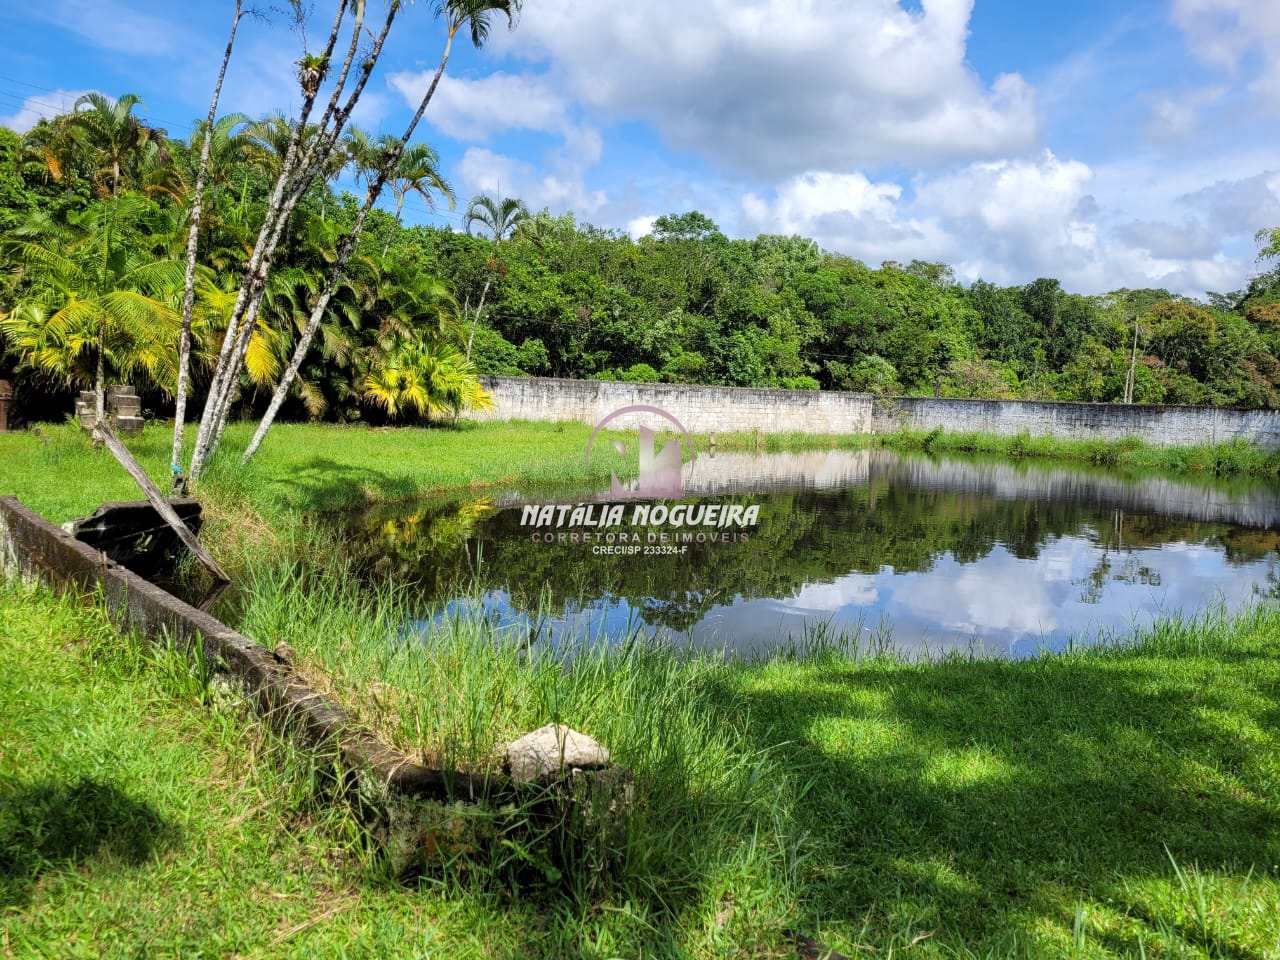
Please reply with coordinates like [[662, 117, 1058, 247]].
[[75, 385, 144, 433], [505, 723, 610, 783]]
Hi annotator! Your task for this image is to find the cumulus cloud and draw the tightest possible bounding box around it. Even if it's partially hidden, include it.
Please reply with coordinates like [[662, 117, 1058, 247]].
[[1179, 169, 1280, 236], [1173, 0, 1280, 107], [493, 0, 1038, 178], [0, 89, 92, 133], [911, 151, 1100, 280], [736, 151, 1259, 296], [456, 146, 607, 215], [1112, 219, 1221, 260], [741, 170, 948, 265], [626, 215, 658, 239], [389, 67, 607, 215], [388, 71, 569, 142]]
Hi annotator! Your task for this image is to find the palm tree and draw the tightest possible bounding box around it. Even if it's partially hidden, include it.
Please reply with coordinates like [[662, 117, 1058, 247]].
[[362, 339, 491, 421], [360, 254, 459, 348], [20, 116, 82, 188], [461, 192, 528, 358], [0, 195, 183, 423], [386, 143, 452, 247], [237, 0, 524, 468], [66, 93, 160, 195], [346, 131, 454, 251], [463, 193, 528, 241], [186, 114, 254, 191], [246, 114, 346, 183]]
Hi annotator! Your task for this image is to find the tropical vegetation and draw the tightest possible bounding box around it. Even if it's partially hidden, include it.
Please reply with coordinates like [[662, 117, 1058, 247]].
[[4, 102, 1280, 458]]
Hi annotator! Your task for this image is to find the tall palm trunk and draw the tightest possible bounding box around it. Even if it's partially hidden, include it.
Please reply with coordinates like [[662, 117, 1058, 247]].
[[191, 0, 401, 480], [188, 0, 355, 481], [172, 0, 244, 479], [241, 24, 459, 466], [383, 192, 406, 257], [92, 331, 106, 444], [94, 345, 105, 423], [465, 277, 491, 360], [1124, 314, 1139, 404]]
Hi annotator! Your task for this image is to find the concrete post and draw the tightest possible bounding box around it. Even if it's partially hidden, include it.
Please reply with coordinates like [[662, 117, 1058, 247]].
[[0, 380, 11, 432]]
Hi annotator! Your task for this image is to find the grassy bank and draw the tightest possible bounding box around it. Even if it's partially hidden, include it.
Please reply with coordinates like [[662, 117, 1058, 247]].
[[6, 573, 1279, 957], [0, 579, 798, 958], [2, 420, 1276, 533], [4, 418, 1280, 955], [240, 549, 1280, 957], [0, 420, 633, 526], [879, 426, 1280, 479]]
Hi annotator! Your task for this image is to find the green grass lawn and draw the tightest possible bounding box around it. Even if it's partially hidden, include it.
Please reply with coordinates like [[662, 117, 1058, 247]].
[[3, 581, 770, 959], [4, 580, 1279, 957], [3, 420, 1280, 957], [0, 419, 631, 525]]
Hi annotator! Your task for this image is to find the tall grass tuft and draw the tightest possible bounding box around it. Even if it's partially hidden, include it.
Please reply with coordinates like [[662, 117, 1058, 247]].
[[230, 530, 803, 917]]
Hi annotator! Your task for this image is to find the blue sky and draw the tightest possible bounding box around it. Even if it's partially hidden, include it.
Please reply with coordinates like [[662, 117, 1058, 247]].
[[2, 0, 1278, 297]]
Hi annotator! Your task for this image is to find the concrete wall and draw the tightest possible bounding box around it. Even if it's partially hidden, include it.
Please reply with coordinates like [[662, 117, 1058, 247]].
[[477, 376, 1280, 449], [476, 376, 873, 434], [870, 396, 1280, 449]]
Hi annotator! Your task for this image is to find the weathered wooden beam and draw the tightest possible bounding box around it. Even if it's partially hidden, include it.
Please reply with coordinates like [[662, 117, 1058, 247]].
[[95, 420, 230, 584]]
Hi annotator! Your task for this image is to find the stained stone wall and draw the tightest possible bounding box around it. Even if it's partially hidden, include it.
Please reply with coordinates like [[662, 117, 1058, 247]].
[[475, 376, 1280, 450], [869, 396, 1280, 449], [475, 376, 874, 434]]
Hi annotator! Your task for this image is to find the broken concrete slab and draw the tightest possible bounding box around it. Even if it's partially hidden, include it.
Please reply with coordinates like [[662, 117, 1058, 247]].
[[65, 499, 203, 579], [505, 723, 611, 783]]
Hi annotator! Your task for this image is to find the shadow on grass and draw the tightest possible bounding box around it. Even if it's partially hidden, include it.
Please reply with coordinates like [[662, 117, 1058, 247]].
[[0, 776, 178, 908], [712, 652, 1280, 954], [258, 456, 423, 514]]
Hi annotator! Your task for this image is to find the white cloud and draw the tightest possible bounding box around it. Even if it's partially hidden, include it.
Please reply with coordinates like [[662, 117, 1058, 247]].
[[1179, 169, 1280, 236], [456, 147, 606, 215], [912, 150, 1100, 279], [0, 89, 92, 133], [741, 169, 950, 265], [626, 215, 658, 239], [1173, 0, 1280, 107], [391, 67, 608, 215], [736, 150, 1260, 296], [1113, 219, 1220, 260], [389, 71, 568, 141], [494, 0, 1038, 178], [1146, 85, 1227, 139]]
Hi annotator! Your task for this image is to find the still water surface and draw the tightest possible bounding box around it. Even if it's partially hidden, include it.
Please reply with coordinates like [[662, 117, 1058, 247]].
[[327, 449, 1280, 658]]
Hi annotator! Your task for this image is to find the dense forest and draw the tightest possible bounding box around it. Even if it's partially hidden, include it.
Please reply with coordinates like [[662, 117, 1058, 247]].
[[3, 94, 1280, 431]]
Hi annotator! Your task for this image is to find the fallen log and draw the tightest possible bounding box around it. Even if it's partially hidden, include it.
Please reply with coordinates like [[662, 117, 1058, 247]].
[[96, 420, 230, 584]]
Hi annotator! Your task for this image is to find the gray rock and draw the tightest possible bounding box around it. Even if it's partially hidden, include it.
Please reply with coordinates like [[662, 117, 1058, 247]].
[[504, 723, 610, 783]]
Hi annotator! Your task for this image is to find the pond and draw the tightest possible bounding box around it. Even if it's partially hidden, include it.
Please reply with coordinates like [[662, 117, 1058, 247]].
[[323, 449, 1280, 659]]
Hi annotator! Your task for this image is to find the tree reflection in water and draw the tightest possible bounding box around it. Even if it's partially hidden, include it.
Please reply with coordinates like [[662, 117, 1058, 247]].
[[322, 450, 1280, 657]]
